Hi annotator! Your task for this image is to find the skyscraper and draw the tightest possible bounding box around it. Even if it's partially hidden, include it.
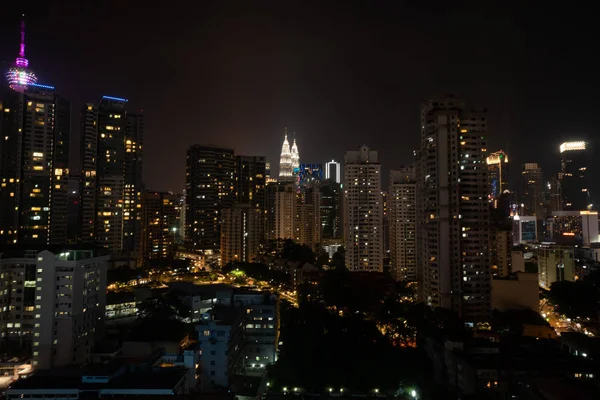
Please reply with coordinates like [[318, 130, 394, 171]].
[[389, 166, 417, 282], [220, 204, 263, 266], [319, 180, 343, 240], [278, 128, 293, 181], [291, 136, 300, 176], [521, 163, 544, 218], [559, 141, 590, 210], [486, 150, 509, 204], [274, 183, 296, 240], [140, 191, 180, 261], [185, 145, 235, 251], [235, 155, 266, 209], [123, 113, 144, 254], [343, 146, 383, 272], [325, 160, 341, 184], [0, 21, 71, 247], [298, 163, 324, 184], [416, 96, 491, 322], [295, 185, 321, 250]]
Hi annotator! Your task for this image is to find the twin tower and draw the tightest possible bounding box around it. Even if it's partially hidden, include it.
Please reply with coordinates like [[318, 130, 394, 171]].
[[278, 127, 299, 180]]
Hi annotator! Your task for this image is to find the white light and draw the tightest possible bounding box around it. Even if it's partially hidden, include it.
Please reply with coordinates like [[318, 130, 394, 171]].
[[411, 390, 417, 398], [560, 141, 586, 153]]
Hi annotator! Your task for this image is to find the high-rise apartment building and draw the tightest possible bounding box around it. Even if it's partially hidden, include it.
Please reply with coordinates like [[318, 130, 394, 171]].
[[559, 141, 590, 210], [0, 248, 108, 369], [220, 204, 263, 266], [0, 22, 71, 247], [486, 150, 509, 204], [521, 163, 544, 219], [325, 160, 341, 184], [295, 186, 321, 250], [389, 166, 417, 282], [343, 146, 383, 272], [140, 191, 180, 261], [185, 145, 235, 251], [319, 180, 343, 240], [274, 184, 296, 240], [78, 97, 143, 254], [123, 113, 144, 253], [416, 96, 491, 322], [235, 155, 266, 209]]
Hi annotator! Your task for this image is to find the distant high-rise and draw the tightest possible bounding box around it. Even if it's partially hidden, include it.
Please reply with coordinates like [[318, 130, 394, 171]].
[[325, 160, 341, 184], [141, 191, 180, 261], [185, 145, 235, 251], [521, 163, 544, 219], [278, 128, 293, 181], [291, 136, 300, 175], [274, 183, 296, 240], [220, 204, 263, 266], [319, 180, 343, 240], [559, 141, 590, 210], [343, 146, 383, 272], [486, 150, 509, 204], [295, 186, 321, 250], [235, 155, 266, 209], [416, 96, 491, 322], [0, 22, 71, 247], [389, 166, 417, 282], [78, 96, 141, 254], [123, 113, 144, 254], [298, 163, 324, 184]]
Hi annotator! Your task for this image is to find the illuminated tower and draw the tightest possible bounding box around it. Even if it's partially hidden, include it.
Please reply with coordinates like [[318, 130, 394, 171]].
[[278, 128, 293, 181], [291, 136, 300, 174], [486, 150, 509, 204], [559, 141, 589, 210], [0, 18, 70, 246], [5, 18, 38, 93]]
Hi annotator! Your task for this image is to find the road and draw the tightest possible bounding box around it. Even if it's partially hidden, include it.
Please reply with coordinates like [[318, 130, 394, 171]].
[[540, 299, 595, 337]]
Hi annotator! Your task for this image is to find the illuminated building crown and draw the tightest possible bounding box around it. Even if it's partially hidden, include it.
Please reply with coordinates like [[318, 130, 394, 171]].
[[5, 17, 38, 92]]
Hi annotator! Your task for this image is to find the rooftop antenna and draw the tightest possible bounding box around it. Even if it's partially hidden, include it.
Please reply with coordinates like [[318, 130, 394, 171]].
[[16, 15, 28, 67]]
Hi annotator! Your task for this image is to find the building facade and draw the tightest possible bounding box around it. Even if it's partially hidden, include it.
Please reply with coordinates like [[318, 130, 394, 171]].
[[559, 141, 590, 210], [389, 166, 417, 281], [319, 180, 343, 240], [324, 159, 341, 184], [486, 150, 509, 204], [343, 146, 383, 272], [185, 145, 235, 251], [140, 191, 180, 261], [0, 249, 108, 369], [416, 96, 491, 322], [220, 204, 263, 266]]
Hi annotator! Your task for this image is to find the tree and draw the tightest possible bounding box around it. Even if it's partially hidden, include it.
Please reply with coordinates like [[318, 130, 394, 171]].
[[331, 246, 345, 269], [107, 266, 139, 285], [138, 292, 190, 321]]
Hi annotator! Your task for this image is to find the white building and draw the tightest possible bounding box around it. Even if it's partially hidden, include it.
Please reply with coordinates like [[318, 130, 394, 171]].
[[343, 146, 383, 272], [416, 96, 491, 323], [389, 166, 417, 281], [325, 160, 341, 183], [278, 128, 293, 181], [0, 249, 108, 370], [512, 215, 538, 244], [538, 245, 575, 289]]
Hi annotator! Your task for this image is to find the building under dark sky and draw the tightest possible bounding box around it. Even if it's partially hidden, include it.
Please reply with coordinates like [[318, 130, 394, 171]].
[[1, 2, 598, 200]]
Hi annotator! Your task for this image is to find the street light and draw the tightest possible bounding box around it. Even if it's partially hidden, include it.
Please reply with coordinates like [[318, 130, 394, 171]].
[[328, 388, 333, 394], [374, 388, 379, 394], [411, 389, 417, 398]]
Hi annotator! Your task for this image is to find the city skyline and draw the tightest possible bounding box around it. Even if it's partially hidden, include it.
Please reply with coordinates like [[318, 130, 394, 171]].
[[1, 3, 598, 195]]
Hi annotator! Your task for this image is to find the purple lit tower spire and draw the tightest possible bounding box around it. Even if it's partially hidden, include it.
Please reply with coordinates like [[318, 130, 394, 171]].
[[5, 15, 38, 92]]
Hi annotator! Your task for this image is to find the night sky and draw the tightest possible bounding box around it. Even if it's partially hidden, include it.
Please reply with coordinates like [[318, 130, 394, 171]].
[[1, 2, 598, 198]]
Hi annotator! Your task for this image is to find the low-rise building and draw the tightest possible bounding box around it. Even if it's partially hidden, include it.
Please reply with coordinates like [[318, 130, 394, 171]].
[[491, 272, 539, 312]]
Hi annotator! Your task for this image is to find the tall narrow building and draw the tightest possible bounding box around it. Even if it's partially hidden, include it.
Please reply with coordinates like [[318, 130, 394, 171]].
[[325, 160, 341, 184], [295, 185, 321, 250], [93, 96, 128, 252], [319, 180, 343, 240], [417, 96, 491, 322], [0, 20, 71, 247], [486, 150, 509, 204], [559, 141, 590, 210], [278, 128, 293, 181], [389, 166, 417, 282], [78, 97, 143, 254], [123, 113, 144, 253], [220, 204, 263, 266], [343, 146, 383, 272], [521, 163, 544, 218], [291, 136, 300, 175], [140, 191, 180, 261], [185, 145, 235, 251], [235, 155, 266, 209]]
